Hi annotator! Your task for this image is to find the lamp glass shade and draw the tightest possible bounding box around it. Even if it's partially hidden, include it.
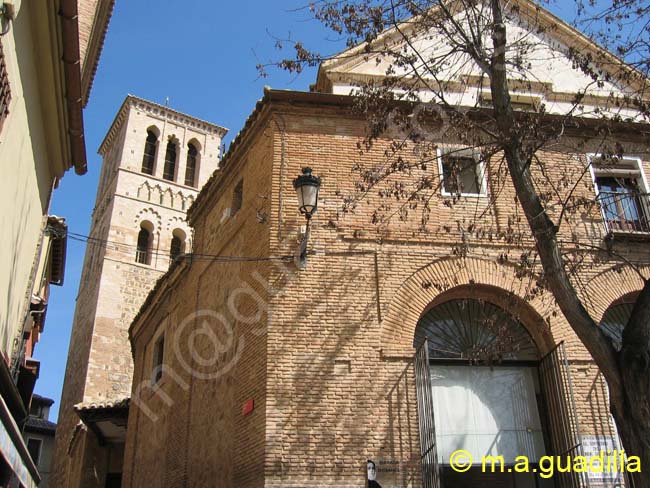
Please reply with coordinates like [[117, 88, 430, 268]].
[[293, 167, 321, 218]]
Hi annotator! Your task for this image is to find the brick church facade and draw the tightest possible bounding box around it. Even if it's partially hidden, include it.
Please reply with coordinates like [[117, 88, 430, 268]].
[[50, 96, 226, 488], [122, 87, 647, 487]]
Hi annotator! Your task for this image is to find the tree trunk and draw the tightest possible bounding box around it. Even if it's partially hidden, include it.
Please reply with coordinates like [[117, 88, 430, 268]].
[[610, 386, 650, 487], [484, 1, 650, 485], [615, 280, 650, 486]]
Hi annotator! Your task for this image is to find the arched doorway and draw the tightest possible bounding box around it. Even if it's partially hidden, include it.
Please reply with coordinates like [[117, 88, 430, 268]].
[[413, 297, 582, 488]]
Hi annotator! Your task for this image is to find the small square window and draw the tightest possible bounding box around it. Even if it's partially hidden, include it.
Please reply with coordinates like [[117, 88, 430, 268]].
[[439, 153, 486, 196], [152, 335, 165, 384]]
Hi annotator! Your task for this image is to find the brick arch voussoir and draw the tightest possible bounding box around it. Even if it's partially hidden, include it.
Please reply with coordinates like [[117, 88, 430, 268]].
[[134, 207, 162, 235], [581, 265, 650, 323], [381, 257, 556, 354]]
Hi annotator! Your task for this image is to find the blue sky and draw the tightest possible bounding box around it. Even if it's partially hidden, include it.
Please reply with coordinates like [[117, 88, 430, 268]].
[[37, 0, 338, 420], [36, 0, 584, 420]]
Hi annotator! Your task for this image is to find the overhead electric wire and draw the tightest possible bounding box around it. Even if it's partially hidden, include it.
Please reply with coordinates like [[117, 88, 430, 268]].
[[67, 233, 295, 263], [65, 229, 650, 268], [64, 229, 391, 271]]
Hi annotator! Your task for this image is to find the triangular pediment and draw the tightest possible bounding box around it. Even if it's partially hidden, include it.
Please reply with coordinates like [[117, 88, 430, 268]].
[[315, 0, 648, 119]]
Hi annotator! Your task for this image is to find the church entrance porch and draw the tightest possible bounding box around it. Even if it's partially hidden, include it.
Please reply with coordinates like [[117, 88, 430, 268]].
[[413, 298, 586, 488]]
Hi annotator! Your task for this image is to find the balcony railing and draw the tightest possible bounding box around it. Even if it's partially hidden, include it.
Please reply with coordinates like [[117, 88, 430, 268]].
[[135, 249, 150, 265], [597, 191, 650, 234]]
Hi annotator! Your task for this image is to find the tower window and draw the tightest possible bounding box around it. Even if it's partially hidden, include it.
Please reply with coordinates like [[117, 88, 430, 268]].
[[170, 236, 182, 262], [185, 143, 198, 187], [169, 229, 186, 264], [163, 139, 178, 181], [141, 130, 158, 175], [136, 224, 152, 265], [231, 180, 243, 216]]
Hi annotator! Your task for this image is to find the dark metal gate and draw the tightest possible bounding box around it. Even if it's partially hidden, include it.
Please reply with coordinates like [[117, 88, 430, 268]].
[[539, 342, 588, 488], [415, 340, 587, 488], [414, 340, 440, 488]]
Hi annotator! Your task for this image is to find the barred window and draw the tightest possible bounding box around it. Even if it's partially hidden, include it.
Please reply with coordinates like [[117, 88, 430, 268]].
[[135, 224, 152, 265], [592, 156, 650, 233]]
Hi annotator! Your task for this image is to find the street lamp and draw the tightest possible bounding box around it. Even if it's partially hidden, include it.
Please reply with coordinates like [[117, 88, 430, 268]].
[[293, 167, 321, 268], [293, 167, 321, 219]]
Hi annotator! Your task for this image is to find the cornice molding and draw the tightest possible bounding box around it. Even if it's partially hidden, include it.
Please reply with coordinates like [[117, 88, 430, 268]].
[[98, 95, 227, 156]]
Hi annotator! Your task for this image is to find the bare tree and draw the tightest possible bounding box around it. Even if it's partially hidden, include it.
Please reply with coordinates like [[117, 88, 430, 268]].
[[575, 0, 650, 77], [263, 0, 650, 483]]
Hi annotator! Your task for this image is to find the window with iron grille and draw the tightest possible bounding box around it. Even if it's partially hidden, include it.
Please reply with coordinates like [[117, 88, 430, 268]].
[[592, 156, 650, 233], [0, 38, 11, 133], [135, 226, 152, 265]]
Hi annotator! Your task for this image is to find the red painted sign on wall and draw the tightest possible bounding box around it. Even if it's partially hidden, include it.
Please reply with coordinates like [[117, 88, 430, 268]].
[[242, 399, 254, 416]]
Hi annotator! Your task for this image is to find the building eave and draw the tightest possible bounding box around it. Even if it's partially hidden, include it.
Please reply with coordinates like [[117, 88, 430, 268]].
[[80, 0, 116, 107], [46, 216, 68, 286], [74, 398, 129, 445], [188, 87, 650, 226], [29, 0, 87, 177]]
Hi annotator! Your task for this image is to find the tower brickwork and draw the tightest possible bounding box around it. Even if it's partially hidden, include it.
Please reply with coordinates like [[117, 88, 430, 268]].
[[50, 95, 226, 488]]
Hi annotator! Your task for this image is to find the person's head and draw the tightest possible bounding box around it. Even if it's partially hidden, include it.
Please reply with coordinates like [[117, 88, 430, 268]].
[[367, 460, 377, 481]]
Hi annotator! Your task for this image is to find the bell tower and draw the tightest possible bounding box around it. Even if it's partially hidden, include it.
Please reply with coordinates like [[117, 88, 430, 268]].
[[51, 95, 227, 488]]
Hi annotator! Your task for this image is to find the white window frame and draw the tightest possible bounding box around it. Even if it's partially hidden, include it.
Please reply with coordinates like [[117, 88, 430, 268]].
[[587, 154, 650, 232], [588, 154, 649, 193], [437, 147, 488, 197]]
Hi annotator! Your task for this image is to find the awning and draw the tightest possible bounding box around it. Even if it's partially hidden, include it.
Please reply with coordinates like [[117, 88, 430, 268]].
[[74, 398, 129, 445]]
